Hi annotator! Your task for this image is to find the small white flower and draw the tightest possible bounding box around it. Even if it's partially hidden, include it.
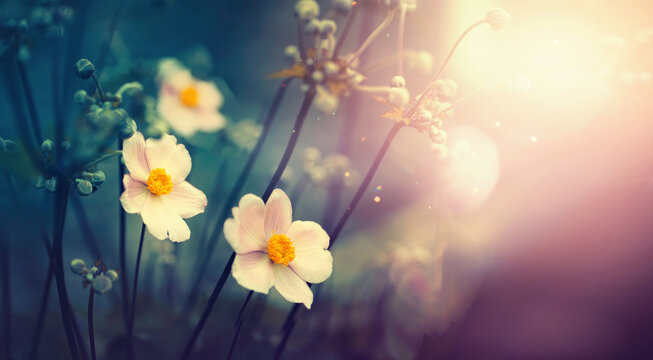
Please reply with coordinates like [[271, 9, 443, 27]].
[[224, 189, 333, 309], [486, 8, 511, 31], [120, 132, 208, 242], [156, 60, 226, 137], [391, 75, 406, 88]]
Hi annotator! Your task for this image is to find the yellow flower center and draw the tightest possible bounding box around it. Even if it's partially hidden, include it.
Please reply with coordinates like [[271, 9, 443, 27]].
[[147, 168, 173, 195], [179, 86, 199, 107], [266, 234, 295, 266]]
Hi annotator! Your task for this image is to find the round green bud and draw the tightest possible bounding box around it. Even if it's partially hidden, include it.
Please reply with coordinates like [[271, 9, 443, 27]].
[[44, 177, 57, 192], [75, 179, 93, 196], [106, 270, 118, 282], [92, 274, 113, 294], [92, 171, 105, 185], [70, 259, 87, 274], [41, 139, 55, 157], [74, 90, 88, 104], [74, 58, 95, 80]]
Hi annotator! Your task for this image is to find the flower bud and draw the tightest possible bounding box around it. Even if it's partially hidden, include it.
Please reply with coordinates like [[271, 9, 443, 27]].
[[314, 89, 339, 113], [41, 139, 55, 158], [74, 58, 95, 79], [323, 61, 340, 75], [387, 87, 410, 108], [120, 118, 137, 139], [391, 75, 406, 88], [304, 19, 321, 36], [45, 177, 57, 192], [295, 0, 320, 21], [75, 179, 93, 196], [431, 128, 447, 145], [106, 270, 119, 282], [70, 259, 87, 274], [74, 90, 88, 104], [18, 46, 30, 62], [91, 171, 106, 185], [284, 45, 300, 63], [31, 175, 45, 189], [434, 79, 457, 98], [419, 110, 432, 122], [486, 8, 511, 31], [312, 70, 324, 83], [320, 20, 337, 36], [92, 274, 113, 295]]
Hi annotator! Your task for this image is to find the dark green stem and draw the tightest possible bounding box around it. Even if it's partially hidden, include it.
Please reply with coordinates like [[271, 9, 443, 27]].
[[88, 288, 96, 360], [52, 182, 81, 360], [117, 139, 132, 360], [128, 223, 146, 341], [17, 59, 43, 143]]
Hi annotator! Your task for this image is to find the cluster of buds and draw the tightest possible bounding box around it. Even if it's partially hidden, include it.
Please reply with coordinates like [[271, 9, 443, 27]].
[[270, 0, 367, 113], [70, 259, 119, 295], [302, 147, 356, 187]]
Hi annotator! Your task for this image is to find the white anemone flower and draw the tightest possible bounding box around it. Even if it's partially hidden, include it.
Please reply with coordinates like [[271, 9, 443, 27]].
[[120, 132, 208, 242], [224, 189, 333, 309], [156, 60, 226, 137]]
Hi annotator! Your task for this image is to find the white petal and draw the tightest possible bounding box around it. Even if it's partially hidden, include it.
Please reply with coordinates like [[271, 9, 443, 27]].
[[141, 195, 191, 242], [165, 181, 207, 218], [196, 110, 226, 133], [119, 175, 150, 214], [232, 252, 274, 294], [272, 265, 313, 309], [264, 189, 292, 237], [288, 221, 333, 284], [122, 132, 149, 182], [223, 194, 267, 254], [196, 80, 224, 108], [145, 133, 192, 183], [157, 93, 201, 138]]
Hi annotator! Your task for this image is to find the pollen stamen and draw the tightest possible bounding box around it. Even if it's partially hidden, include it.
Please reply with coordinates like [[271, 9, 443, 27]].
[[267, 234, 295, 266], [147, 168, 173, 195]]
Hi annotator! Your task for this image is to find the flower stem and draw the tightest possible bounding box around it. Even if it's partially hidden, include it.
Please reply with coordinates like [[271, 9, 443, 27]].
[[88, 288, 96, 360], [1, 225, 11, 360], [179, 253, 236, 360], [70, 195, 104, 261], [332, 1, 361, 58], [17, 59, 43, 144], [94, 0, 127, 80], [348, 10, 395, 66], [407, 19, 486, 117], [52, 181, 81, 360], [180, 87, 315, 359], [91, 74, 106, 102], [29, 253, 53, 360], [128, 223, 146, 342], [117, 139, 133, 360], [227, 320, 244, 360], [274, 122, 403, 360], [184, 79, 292, 312]]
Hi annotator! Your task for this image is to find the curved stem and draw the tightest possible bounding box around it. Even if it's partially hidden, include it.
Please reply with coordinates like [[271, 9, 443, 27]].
[[184, 79, 292, 311], [332, 2, 360, 58], [348, 10, 395, 66], [88, 288, 96, 360], [1, 226, 11, 360], [234, 291, 253, 328], [91, 74, 106, 102], [70, 195, 104, 261], [274, 122, 403, 360], [128, 223, 146, 343], [408, 20, 487, 117], [396, 5, 407, 76]]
